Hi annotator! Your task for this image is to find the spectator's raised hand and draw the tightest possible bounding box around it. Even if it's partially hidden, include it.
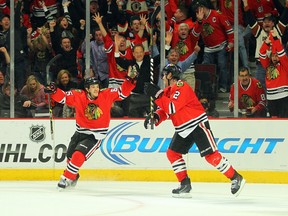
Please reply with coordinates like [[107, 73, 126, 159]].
[[140, 14, 148, 26], [27, 27, 32, 36], [62, 0, 71, 8], [194, 43, 201, 53], [0, 47, 8, 54], [196, 7, 205, 22], [165, 31, 173, 46], [39, 1, 46, 8], [92, 13, 103, 25], [80, 19, 85, 29]]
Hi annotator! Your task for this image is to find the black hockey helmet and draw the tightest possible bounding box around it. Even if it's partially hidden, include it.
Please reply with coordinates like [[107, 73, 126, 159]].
[[162, 64, 182, 80], [84, 77, 99, 88]]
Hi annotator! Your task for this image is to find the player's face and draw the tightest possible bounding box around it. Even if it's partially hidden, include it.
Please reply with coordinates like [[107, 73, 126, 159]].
[[87, 84, 100, 99], [239, 71, 250, 86]]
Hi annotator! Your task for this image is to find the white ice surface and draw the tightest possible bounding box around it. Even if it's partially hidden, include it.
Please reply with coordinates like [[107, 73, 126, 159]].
[[1, 181, 288, 216]]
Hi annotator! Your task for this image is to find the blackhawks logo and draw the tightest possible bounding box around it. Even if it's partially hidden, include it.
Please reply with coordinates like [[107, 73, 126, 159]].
[[175, 41, 189, 55], [203, 23, 214, 37], [240, 94, 254, 108], [266, 65, 279, 80], [30, 125, 46, 142], [85, 103, 103, 120]]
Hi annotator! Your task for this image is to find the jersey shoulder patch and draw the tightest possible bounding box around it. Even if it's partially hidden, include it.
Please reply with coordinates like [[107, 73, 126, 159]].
[[176, 80, 184, 87], [256, 82, 263, 89], [74, 89, 82, 93]]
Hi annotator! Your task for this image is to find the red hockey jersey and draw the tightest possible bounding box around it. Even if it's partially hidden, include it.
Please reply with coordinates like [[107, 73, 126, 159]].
[[155, 80, 208, 138], [229, 78, 266, 111], [259, 38, 288, 100], [197, 9, 234, 52], [103, 34, 134, 88], [51, 79, 136, 140]]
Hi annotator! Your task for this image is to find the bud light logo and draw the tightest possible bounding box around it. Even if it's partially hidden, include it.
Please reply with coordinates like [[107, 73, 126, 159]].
[[100, 122, 284, 165], [101, 122, 138, 165]]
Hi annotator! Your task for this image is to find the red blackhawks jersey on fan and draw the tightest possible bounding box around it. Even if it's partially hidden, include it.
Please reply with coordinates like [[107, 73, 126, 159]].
[[229, 78, 266, 111], [30, 0, 58, 18], [51, 79, 136, 140], [103, 34, 134, 88], [155, 80, 208, 138], [259, 38, 288, 100], [196, 9, 234, 52]]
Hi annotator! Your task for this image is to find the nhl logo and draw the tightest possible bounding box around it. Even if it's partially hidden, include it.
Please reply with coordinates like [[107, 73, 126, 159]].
[[30, 125, 46, 142]]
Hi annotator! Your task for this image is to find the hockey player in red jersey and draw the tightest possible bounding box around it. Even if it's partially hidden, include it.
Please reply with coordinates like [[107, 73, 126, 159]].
[[45, 68, 137, 189], [143, 64, 245, 198]]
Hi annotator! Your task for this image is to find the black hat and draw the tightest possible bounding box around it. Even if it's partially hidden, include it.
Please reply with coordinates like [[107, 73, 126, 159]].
[[191, 0, 209, 12], [0, 14, 10, 20], [130, 15, 140, 25], [263, 13, 275, 22]]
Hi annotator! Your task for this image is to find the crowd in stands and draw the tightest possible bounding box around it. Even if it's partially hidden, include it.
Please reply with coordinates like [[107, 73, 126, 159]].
[[0, 0, 287, 118]]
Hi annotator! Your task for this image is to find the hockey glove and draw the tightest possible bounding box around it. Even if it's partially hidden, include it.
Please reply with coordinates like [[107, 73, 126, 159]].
[[144, 82, 163, 99], [144, 112, 160, 129], [44, 82, 57, 94], [126, 65, 138, 84]]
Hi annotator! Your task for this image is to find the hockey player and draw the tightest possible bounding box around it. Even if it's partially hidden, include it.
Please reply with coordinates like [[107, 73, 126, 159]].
[[45, 67, 137, 189], [143, 64, 245, 198]]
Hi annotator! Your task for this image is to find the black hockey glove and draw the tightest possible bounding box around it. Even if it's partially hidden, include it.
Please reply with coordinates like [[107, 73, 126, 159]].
[[144, 82, 163, 99], [144, 112, 160, 129], [44, 82, 57, 94]]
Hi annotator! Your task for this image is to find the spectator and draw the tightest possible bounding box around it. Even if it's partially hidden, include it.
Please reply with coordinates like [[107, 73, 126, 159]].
[[259, 30, 288, 118], [0, 10, 28, 91], [49, 36, 79, 82], [228, 67, 266, 118], [81, 27, 109, 88], [0, 82, 33, 118], [94, 13, 133, 88], [144, 64, 245, 198], [169, 23, 200, 90], [116, 43, 160, 117], [52, 69, 78, 117], [217, 0, 249, 69], [191, 0, 234, 93], [20, 75, 47, 112], [242, 0, 288, 91], [27, 26, 53, 85]]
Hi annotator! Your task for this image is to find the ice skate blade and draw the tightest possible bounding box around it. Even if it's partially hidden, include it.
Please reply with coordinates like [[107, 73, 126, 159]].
[[233, 178, 246, 197], [172, 192, 192, 198]]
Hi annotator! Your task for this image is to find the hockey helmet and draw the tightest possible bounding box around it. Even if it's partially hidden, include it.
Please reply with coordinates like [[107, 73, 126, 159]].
[[162, 64, 182, 80], [84, 77, 99, 88]]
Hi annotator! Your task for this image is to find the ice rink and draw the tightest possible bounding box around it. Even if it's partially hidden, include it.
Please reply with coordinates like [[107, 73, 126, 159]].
[[1, 181, 288, 216]]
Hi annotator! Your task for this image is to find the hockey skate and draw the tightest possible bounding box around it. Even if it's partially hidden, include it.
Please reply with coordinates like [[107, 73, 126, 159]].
[[231, 174, 246, 197], [172, 176, 192, 198], [57, 175, 73, 190], [71, 174, 80, 187]]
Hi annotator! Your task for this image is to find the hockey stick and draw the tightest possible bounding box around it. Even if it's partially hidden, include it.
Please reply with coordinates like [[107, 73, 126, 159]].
[[46, 54, 62, 140], [149, 5, 161, 130]]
